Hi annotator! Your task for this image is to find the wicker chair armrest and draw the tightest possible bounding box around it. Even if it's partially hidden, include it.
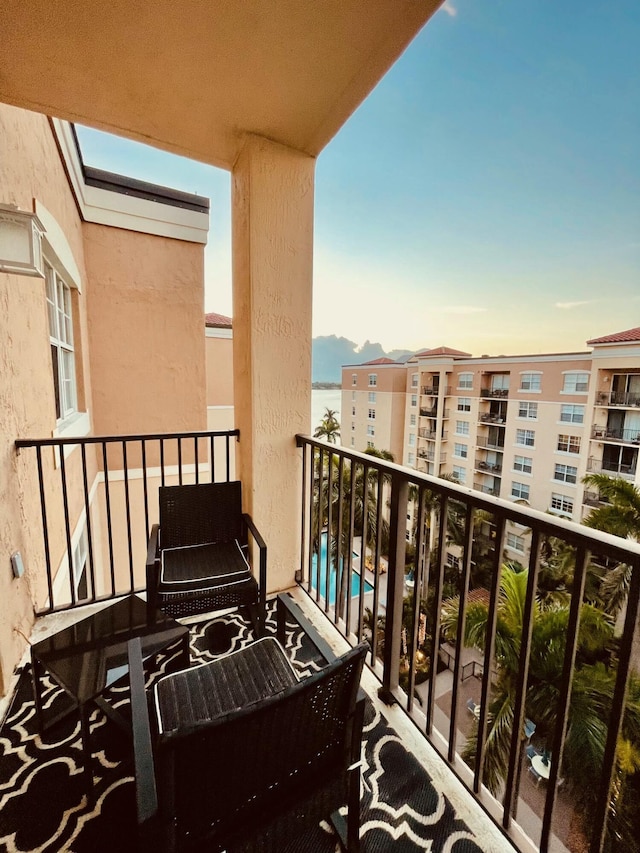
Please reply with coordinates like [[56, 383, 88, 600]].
[[146, 524, 160, 574], [243, 513, 267, 592], [276, 592, 342, 664], [128, 638, 158, 827]]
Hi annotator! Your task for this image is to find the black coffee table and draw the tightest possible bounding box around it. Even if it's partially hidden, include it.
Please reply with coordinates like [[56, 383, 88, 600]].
[[31, 594, 189, 801]]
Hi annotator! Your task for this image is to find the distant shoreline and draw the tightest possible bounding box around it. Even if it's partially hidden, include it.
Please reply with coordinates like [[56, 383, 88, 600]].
[[312, 381, 341, 389]]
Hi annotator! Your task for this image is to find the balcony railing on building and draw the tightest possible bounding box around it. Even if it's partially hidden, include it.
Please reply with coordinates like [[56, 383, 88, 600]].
[[475, 460, 503, 474], [480, 388, 509, 399], [591, 425, 640, 444], [296, 435, 640, 853], [476, 435, 505, 451], [596, 390, 640, 408], [479, 413, 507, 425], [421, 384, 451, 397], [586, 456, 637, 478]]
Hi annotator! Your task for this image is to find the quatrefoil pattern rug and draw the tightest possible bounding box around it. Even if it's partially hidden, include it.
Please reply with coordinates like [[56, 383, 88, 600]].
[[0, 601, 483, 852]]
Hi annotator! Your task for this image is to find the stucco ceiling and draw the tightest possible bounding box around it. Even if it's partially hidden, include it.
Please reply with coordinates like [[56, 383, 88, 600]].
[[1, 0, 440, 170]]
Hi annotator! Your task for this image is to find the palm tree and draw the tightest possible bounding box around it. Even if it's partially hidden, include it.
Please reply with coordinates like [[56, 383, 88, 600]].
[[313, 407, 340, 443], [582, 474, 640, 540], [441, 563, 640, 830]]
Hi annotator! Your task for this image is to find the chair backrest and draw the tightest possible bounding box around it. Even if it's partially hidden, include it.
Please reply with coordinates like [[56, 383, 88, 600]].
[[159, 481, 243, 549], [157, 643, 367, 849]]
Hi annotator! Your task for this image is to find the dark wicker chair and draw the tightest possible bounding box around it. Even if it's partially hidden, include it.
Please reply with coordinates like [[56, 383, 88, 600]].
[[129, 594, 367, 853], [146, 481, 266, 635]]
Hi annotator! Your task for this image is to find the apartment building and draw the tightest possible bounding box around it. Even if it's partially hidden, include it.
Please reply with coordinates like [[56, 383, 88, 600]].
[[341, 358, 407, 460], [341, 331, 640, 557]]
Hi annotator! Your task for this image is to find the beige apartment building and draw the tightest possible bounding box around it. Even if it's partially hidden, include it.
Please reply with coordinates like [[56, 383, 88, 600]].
[[341, 358, 407, 461], [342, 331, 640, 558]]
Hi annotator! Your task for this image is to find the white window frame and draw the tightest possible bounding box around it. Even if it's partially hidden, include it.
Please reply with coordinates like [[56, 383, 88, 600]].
[[408, 451, 415, 465], [368, 408, 376, 420], [458, 372, 473, 390], [513, 455, 533, 475], [411, 394, 417, 407], [452, 465, 466, 483], [516, 428, 535, 448], [557, 434, 581, 454], [46, 260, 78, 422], [368, 391, 377, 403], [410, 414, 416, 427], [560, 404, 584, 424], [352, 373, 357, 386], [368, 373, 377, 387], [511, 481, 530, 501], [367, 425, 375, 436], [457, 397, 471, 412], [550, 493, 574, 516], [518, 402, 538, 420], [367, 440, 375, 449], [562, 371, 589, 393], [506, 532, 525, 553], [408, 433, 416, 446], [351, 406, 356, 416], [455, 420, 470, 436], [519, 371, 542, 392], [454, 442, 468, 459], [554, 463, 578, 485], [411, 373, 418, 388]]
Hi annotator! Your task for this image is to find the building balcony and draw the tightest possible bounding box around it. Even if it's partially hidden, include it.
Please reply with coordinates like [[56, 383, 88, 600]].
[[476, 436, 505, 451], [591, 426, 640, 444], [419, 407, 438, 418], [582, 490, 606, 507], [479, 413, 506, 425], [587, 456, 637, 478], [475, 459, 503, 474], [473, 480, 500, 497], [480, 388, 509, 399], [421, 385, 451, 397], [6, 429, 640, 853], [596, 390, 640, 408]]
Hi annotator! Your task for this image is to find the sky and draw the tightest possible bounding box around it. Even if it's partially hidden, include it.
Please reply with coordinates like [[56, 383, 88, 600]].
[[75, 0, 640, 358]]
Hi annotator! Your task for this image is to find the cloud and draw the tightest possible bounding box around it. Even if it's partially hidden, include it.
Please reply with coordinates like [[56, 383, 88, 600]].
[[439, 305, 487, 315], [441, 2, 458, 17], [555, 300, 595, 310]]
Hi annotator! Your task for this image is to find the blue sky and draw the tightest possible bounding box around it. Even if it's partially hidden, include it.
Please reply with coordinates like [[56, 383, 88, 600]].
[[76, 0, 639, 356]]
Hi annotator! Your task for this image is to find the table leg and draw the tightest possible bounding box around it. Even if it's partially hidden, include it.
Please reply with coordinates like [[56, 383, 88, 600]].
[[79, 703, 95, 806]]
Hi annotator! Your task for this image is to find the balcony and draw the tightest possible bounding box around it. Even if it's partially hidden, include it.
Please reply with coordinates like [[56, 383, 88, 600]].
[[475, 459, 503, 474], [587, 457, 638, 479], [473, 480, 500, 497], [421, 385, 451, 397], [476, 436, 505, 451], [596, 390, 640, 408], [6, 430, 640, 853], [591, 426, 640, 444], [480, 388, 509, 399], [479, 413, 506, 425], [420, 407, 438, 418], [582, 490, 606, 507]]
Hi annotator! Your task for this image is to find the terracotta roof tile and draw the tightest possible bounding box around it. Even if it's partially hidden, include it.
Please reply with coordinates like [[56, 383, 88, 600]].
[[587, 327, 640, 345], [415, 346, 472, 357], [205, 312, 232, 328], [363, 357, 398, 365]]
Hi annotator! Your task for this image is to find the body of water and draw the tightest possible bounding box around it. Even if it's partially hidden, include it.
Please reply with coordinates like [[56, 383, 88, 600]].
[[311, 389, 342, 433], [310, 533, 373, 605]]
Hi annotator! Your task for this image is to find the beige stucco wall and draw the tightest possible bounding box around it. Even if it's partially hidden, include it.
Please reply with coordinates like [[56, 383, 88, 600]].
[[205, 332, 234, 407], [83, 223, 206, 436], [0, 105, 96, 693]]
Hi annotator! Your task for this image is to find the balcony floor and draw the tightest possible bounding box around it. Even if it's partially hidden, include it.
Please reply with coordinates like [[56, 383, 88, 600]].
[[0, 590, 512, 853]]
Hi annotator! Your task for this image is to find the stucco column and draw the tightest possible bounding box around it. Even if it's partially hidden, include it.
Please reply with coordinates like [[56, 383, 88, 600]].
[[232, 134, 315, 592]]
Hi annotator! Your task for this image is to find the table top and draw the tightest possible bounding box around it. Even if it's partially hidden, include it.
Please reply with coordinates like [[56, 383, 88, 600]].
[[32, 595, 188, 705], [531, 754, 551, 779]]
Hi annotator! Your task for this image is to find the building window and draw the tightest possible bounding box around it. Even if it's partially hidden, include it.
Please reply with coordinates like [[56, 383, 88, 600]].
[[446, 552, 460, 569], [351, 406, 356, 416], [513, 455, 533, 474], [352, 390, 356, 401], [560, 404, 584, 424], [520, 372, 541, 392], [367, 440, 375, 449], [551, 493, 574, 515], [368, 391, 376, 403], [458, 372, 473, 390], [516, 428, 535, 447], [518, 402, 538, 420], [352, 373, 357, 386], [368, 408, 376, 420], [410, 414, 416, 426], [408, 433, 416, 446], [457, 397, 471, 412], [491, 374, 510, 392], [452, 465, 466, 483], [351, 422, 355, 431], [562, 372, 589, 393], [368, 373, 377, 387], [506, 532, 525, 553], [411, 394, 417, 407], [72, 526, 90, 600], [46, 261, 77, 421], [454, 443, 468, 459], [367, 425, 375, 436], [351, 437, 355, 447], [411, 373, 418, 388], [408, 451, 415, 465], [455, 420, 470, 436], [511, 481, 530, 501], [554, 463, 578, 484], [557, 434, 581, 454]]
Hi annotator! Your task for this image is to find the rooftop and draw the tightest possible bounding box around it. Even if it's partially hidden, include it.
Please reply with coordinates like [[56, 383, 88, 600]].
[[205, 312, 233, 329], [587, 327, 640, 345]]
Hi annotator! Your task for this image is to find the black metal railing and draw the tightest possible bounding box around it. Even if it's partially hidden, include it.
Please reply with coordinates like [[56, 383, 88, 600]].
[[296, 435, 640, 853], [421, 385, 452, 397], [15, 429, 238, 614], [587, 457, 637, 477], [592, 426, 640, 444], [479, 413, 506, 425], [480, 388, 509, 398], [476, 436, 505, 451], [596, 390, 640, 408], [475, 460, 503, 474]]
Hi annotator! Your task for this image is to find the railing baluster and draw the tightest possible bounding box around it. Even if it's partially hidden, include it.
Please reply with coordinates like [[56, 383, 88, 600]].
[[160, 439, 165, 487], [141, 439, 150, 542], [225, 434, 230, 482], [177, 437, 183, 485], [426, 494, 449, 735], [80, 443, 96, 603], [334, 453, 345, 624], [316, 446, 324, 604], [122, 441, 134, 592], [102, 441, 116, 597], [357, 463, 369, 641], [194, 436, 199, 485], [325, 450, 334, 616], [345, 458, 357, 638], [370, 468, 384, 668], [306, 445, 316, 594], [35, 446, 54, 609], [58, 448, 76, 607], [210, 434, 215, 482], [406, 484, 426, 714]]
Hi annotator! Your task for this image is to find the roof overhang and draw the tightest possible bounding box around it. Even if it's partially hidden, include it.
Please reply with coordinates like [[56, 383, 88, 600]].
[[2, 0, 441, 169]]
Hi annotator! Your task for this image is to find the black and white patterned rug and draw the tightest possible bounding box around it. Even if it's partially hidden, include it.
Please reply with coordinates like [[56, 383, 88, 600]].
[[0, 601, 483, 852]]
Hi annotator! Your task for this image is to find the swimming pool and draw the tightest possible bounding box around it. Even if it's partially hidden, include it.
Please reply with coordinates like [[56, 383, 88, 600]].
[[310, 533, 374, 605]]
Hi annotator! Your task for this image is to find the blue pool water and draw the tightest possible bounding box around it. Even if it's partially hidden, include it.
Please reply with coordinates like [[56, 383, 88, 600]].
[[310, 534, 374, 605]]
